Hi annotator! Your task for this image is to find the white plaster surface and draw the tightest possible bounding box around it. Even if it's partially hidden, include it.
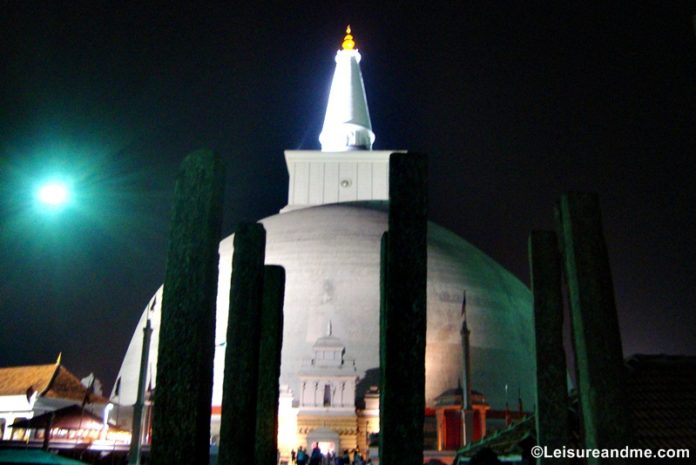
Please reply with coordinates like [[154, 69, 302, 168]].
[[113, 202, 535, 411]]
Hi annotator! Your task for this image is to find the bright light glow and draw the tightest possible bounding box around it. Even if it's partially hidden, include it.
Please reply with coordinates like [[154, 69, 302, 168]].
[[37, 181, 70, 207], [342, 25, 355, 50]]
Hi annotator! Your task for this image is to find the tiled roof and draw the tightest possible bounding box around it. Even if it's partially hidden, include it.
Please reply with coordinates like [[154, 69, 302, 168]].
[[0, 363, 108, 404], [626, 354, 696, 450], [0, 364, 57, 396], [434, 387, 487, 407]]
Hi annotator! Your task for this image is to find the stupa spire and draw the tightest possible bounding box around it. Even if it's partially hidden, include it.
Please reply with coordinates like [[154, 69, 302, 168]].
[[319, 26, 375, 151]]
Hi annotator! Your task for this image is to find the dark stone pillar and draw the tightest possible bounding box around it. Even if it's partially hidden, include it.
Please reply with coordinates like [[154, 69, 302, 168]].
[[255, 265, 286, 465], [380, 152, 427, 465], [556, 193, 631, 463], [218, 223, 266, 465], [128, 319, 153, 465], [529, 230, 570, 465], [150, 149, 225, 465], [379, 231, 389, 448]]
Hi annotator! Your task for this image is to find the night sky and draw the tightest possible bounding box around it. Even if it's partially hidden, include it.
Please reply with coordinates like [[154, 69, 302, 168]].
[[1, 2, 695, 392]]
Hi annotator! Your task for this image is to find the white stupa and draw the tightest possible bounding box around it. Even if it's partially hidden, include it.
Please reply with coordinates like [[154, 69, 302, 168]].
[[112, 27, 535, 455]]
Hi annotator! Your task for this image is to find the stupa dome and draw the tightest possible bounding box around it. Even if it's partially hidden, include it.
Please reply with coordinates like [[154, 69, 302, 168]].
[[113, 201, 535, 410]]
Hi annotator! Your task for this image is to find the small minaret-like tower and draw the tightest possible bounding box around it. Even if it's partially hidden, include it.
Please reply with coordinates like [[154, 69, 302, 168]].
[[281, 26, 403, 212], [319, 26, 375, 151], [460, 296, 472, 411], [460, 292, 476, 445]]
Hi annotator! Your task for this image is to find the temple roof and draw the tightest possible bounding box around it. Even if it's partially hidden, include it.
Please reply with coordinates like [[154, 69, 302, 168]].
[[0, 363, 108, 404], [0, 364, 56, 396]]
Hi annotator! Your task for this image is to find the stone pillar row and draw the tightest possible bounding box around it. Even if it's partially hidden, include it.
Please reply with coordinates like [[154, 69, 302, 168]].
[[530, 192, 631, 465], [149, 150, 285, 465]]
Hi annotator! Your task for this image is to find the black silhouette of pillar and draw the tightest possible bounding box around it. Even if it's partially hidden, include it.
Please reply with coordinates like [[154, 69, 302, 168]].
[[380, 152, 428, 465], [218, 223, 266, 465], [150, 149, 225, 465], [529, 230, 570, 465], [254, 265, 286, 465], [557, 193, 630, 464]]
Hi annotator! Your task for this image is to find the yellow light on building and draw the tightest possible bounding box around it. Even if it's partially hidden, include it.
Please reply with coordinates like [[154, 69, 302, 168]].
[[342, 26, 355, 50]]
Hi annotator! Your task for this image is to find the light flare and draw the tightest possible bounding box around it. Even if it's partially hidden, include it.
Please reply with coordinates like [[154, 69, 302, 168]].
[[37, 181, 70, 207]]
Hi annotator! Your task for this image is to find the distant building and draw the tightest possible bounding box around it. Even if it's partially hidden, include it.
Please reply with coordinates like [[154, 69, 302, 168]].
[[0, 357, 108, 441], [113, 27, 536, 459]]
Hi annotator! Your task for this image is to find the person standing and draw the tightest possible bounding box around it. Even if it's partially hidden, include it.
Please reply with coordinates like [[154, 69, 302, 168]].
[[310, 444, 322, 465], [297, 447, 307, 465]]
